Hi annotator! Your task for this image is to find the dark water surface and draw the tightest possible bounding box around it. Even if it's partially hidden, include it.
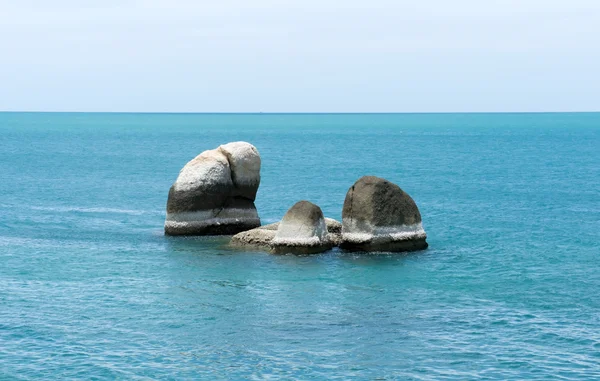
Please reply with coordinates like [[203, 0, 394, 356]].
[[1, 113, 599, 379]]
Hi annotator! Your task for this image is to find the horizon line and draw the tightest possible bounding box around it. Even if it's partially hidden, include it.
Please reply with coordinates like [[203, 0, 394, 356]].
[[1, 110, 600, 115]]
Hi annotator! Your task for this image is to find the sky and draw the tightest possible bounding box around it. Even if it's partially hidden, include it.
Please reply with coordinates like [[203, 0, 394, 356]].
[[1, 0, 599, 112]]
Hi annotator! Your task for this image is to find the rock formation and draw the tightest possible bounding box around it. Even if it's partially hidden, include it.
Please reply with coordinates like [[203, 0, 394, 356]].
[[340, 176, 427, 252], [164, 142, 261, 235], [164, 143, 429, 253], [231, 207, 341, 254], [271, 201, 333, 254]]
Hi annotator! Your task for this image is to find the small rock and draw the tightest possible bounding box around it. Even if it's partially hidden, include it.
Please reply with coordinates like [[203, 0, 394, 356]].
[[230, 207, 341, 254], [271, 201, 333, 254], [230, 228, 276, 249]]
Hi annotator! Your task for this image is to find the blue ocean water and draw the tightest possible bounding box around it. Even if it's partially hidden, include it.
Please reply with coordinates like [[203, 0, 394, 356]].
[[0, 112, 599, 380]]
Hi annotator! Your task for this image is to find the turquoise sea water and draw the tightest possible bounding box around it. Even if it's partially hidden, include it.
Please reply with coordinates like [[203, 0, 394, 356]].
[[1, 112, 599, 380]]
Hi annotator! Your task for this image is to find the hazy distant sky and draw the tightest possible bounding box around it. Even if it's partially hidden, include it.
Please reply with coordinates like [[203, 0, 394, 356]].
[[1, 1, 599, 112]]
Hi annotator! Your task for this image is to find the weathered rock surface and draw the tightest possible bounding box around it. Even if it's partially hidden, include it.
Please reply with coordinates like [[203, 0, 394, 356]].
[[324, 218, 342, 234], [231, 211, 341, 254], [230, 227, 276, 249], [340, 176, 427, 252], [259, 218, 341, 234], [271, 201, 333, 254], [165, 142, 261, 235]]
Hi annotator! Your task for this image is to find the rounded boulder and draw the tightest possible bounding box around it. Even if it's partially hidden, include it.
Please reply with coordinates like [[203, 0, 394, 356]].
[[340, 176, 427, 252], [271, 201, 333, 254]]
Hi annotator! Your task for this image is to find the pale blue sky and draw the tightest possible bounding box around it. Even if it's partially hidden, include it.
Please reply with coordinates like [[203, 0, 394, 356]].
[[1, 1, 599, 112]]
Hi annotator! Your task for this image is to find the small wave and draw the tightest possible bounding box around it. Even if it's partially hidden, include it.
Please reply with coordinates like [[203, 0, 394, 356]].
[[0, 235, 164, 251], [28, 206, 163, 216]]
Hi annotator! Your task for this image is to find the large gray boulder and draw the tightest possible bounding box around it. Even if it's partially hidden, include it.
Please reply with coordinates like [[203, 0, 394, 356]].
[[340, 176, 427, 252], [165, 142, 261, 235], [271, 201, 333, 254]]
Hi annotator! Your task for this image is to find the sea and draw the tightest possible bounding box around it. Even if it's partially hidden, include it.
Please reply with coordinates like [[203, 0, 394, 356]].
[[0, 112, 598, 380]]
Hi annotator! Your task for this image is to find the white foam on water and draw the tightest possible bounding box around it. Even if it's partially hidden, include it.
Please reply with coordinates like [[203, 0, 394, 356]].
[[165, 208, 259, 223], [165, 208, 260, 230], [271, 236, 323, 246], [342, 221, 426, 243]]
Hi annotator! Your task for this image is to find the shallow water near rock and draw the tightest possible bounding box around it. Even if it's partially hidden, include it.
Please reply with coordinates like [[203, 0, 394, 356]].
[[1, 112, 599, 380]]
